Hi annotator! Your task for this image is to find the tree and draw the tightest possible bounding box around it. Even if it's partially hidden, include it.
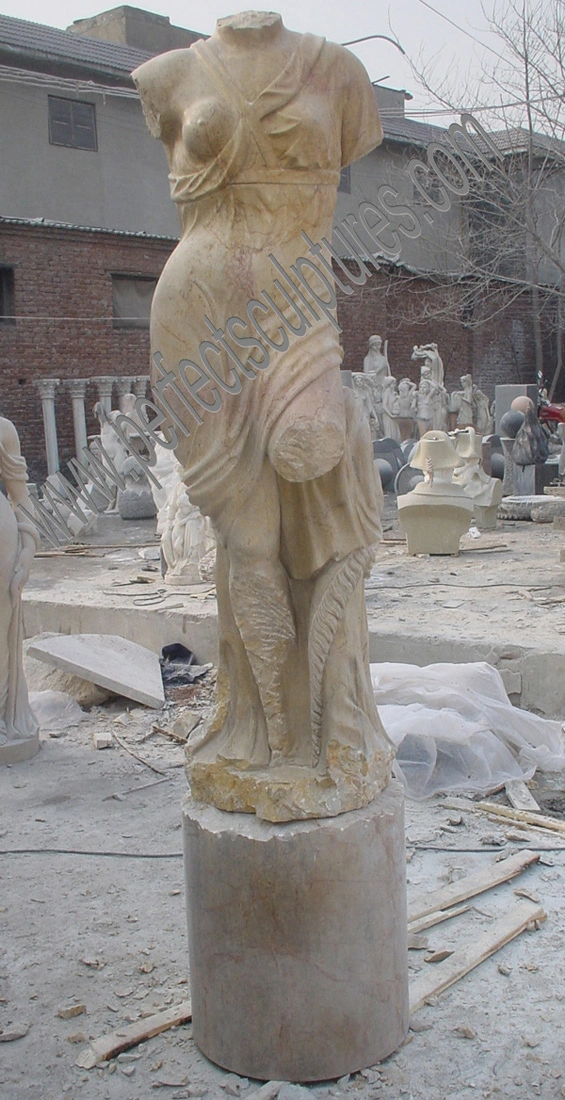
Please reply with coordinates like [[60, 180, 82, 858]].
[[406, 0, 565, 395]]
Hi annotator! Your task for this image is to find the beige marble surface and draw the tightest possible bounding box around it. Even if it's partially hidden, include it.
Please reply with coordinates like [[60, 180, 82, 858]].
[[134, 11, 394, 820]]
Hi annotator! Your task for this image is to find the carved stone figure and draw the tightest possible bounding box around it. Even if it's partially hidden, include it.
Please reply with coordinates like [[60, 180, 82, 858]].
[[351, 372, 384, 437], [363, 334, 391, 383], [397, 429, 473, 554], [152, 445, 216, 585], [0, 417, 40, 763], [450, 375, 493, 435], [381, 376, 401, 440], [411, 342, 444, 386], [133, 10, 394, 821], [451, 427, 503, 530], [396, 378, 417, 420]]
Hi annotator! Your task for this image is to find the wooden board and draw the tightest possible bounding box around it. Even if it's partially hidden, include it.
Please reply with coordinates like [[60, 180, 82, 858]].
[[477, 802, 565, 835], [407, 850, 539, 923], [409, 902, 545, 1013], [75, 1000, 192, 1069], [408, 903, 470, 935]]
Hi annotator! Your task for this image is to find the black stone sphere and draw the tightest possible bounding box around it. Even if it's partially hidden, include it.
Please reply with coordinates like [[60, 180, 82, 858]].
[[500, 410, 525, 438], [490, 452, 505, 480], [375, 458, 395, 489]]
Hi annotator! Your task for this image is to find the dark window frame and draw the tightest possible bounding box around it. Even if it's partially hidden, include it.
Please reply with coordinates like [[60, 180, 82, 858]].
[[0, 267, 15, 325], [48, 96, 98, 152], [111, 273, 158, 330]]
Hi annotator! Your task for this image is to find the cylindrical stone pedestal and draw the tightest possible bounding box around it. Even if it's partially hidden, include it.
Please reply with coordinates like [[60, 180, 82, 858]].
[[183, 782, 408, 1082]]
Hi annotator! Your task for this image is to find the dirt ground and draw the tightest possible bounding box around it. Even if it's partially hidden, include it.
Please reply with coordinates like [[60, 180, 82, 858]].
[[2, 508, 565, 1100]]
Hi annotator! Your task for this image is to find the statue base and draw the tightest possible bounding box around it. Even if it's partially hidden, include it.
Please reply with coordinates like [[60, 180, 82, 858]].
[[182, 782, 408, 1082], [186, 744, 394, 824], [0, 732, 40, 765], [398, 493, 473, 555]]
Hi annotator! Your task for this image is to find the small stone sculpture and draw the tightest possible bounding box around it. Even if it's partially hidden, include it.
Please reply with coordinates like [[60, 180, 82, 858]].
[[152, 445, 215, 585], [451, 427, 503, 529], [363, 334, 391, 382], [396, 377, 417, 420], [513, 404, 550, 466], [411, 342, 444, 386], [397, 429, 473, 554], [351, 371, 383, 437], [450, 375, 493, 435], [0, 417, 40, 764], [380, 375, 401, 439]]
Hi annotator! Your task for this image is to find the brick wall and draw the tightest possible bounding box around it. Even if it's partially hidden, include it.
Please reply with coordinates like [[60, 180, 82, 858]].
[[0, 222, 175, 481], [335, 261, 554, 400], [0, 223, 558, 483]]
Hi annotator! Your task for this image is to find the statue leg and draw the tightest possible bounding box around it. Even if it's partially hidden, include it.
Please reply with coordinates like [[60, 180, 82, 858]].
[[226, 458, 297, 765]]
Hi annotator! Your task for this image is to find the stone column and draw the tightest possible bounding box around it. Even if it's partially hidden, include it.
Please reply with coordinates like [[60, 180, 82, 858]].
[[115, 376, 133, 411], [36, 378, 60, 475], [132, 375, 150, 399], [93, 375, 114, 415], [183, 782, 409, 1081], [66, 378, 89, 459]]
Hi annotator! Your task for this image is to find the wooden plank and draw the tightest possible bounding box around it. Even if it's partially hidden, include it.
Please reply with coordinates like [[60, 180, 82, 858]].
[[505, 780, 541, 813], [477, 802, 565, 835], [408, 903, 470, 935], [409, 902, 545, 1013], [407, 850, 539, 923], [75, 1000, 192, 1070]]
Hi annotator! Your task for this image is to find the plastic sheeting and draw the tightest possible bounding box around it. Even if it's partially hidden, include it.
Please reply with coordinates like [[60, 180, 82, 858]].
[[371, 661, 565, 799]]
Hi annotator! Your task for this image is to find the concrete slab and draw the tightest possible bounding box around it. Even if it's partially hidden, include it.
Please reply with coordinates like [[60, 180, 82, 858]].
[[28, 634, 165, 709]]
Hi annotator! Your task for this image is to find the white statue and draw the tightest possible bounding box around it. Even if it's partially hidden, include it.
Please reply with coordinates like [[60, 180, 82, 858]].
[[133, 11, 394, 821], [451, 427, 502, 529], [450, 375, 493, 436], [0, 417, 40, 762], [411, 342, 444, 387], [351, 372, 383, 437], [381, 376, 401, 440], [397, 429, 473, 555], [152, 445, 215, 585], [396, 378, 417, 420], [416, 377, 434, 437], [363, 334, 391, 382]]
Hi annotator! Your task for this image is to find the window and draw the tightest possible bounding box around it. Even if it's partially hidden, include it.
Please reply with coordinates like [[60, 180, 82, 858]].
[[338, 166, 351, 194], [48, 96, 97, 151], [111, 275, 157, 329], [0, 268, 15, 324]]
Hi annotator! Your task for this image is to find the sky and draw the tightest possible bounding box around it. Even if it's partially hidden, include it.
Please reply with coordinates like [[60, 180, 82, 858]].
[[0, 0, 508, 121]]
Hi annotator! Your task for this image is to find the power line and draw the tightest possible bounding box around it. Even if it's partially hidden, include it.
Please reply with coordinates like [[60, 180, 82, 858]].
[[416, 0, 510, 64]]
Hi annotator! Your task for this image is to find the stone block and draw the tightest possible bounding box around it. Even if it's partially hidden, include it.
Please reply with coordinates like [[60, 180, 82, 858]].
[[183, 783, 408, 1082], [28, 634, 165, 709]]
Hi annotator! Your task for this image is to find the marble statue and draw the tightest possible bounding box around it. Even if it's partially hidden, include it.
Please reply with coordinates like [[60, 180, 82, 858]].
[[451, 427, 502, 529], [133, 10, 395, 821], [397, 429, 473, 554], [152, 444, 216, 585], [396, 378, 417, 420], [363, 334, 391, 382], [0, 417, 40, 763], [381, 376, 401, 440], [411, 342, 444, 386], [351, 372, 382, 434], [450, 375, 493, 436]]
